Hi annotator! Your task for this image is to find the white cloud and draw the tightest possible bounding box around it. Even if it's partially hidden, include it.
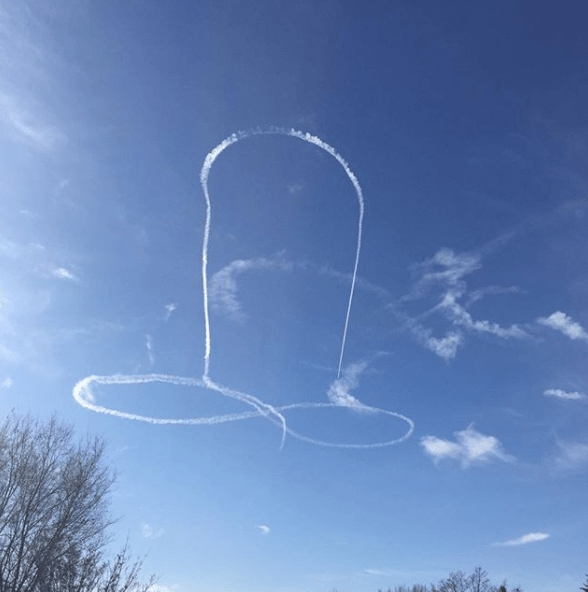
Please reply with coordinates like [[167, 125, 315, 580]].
[[425, 331, 463, 361], [51, 267, 77, 281], [492, 532, 550, 547], [54, 178, 70, 194], [0, 92, 65, 152], [364, 568, 396, 577], [439, 291, 527, 339], [421, 424, 514, 468], [551, 441, 588, 472], [537, 311, 588, 342], [141, 523, 164, 540], [0, 377, 13, 389], [543, 388, 585, 401], [397, 248, 526, 359], [466, 285, 522, 306], [164, 302, 177, 321], [287, 182, 303, 194], [146, 334, 155, 366], [210, 257, 292, 321], [327, 360, 373, 412], [257, 524, 270, 535], [406, 248, 482, 300], [147, 584, 179, 592]]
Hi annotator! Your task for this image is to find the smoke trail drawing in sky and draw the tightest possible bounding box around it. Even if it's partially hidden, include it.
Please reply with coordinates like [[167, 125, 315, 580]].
[[72, 127, 415, 448]]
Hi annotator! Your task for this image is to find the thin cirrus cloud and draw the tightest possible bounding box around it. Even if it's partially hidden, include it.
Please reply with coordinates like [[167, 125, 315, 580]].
[[437, 290, 527, 339], [141, 522, 164, 540], [145, 334, 155, 366], [0, 92, 65, 153], [163, 302, 178, 321], [403, 248, 482, 301], [421, 424, 514, 468], [537, 311, 588, 342], [0, 4, 66, 154], [1, 377, 13, 389], [492, 532, 550, 547], [551, 441, 588, 472], [50, 267, 78, 281], [257, 524, 270, 535], [211, 246, 522, 364], [210, 257, 293, 322], [543, 388, 585, 401], [394, 247, 527, 360]]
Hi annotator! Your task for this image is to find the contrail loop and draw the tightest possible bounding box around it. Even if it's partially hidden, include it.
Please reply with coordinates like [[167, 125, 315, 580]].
[[73, 375, 415, 448], [71, 127, 414, 450], [200, 127, 364, 379]]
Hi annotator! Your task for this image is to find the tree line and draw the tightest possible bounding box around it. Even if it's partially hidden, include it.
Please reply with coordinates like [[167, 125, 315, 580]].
[[0, 413, 153, 592], [1, 412, 587, 592]]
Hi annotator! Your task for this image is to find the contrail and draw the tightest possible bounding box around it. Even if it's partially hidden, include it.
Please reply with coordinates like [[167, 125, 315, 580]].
[[73, 376, 414, 448], [71, 127, 414, 449], [200, 127, 364, 378]]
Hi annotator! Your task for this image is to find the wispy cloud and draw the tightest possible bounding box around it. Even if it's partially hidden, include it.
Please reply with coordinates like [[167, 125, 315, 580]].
[[405, 248, 482, 301], [0, 377, 13, 389], [396, 248, 526, 359], [0, 92, 65, 152], [54, 178, 70, 194], [537, 311, 588, 342], [210, 257, 293, 321], [543, 388, 586, 401], [0, 5, 66, 153], [163, 302, 177, 321], [364, 568, 398, 577], [492, 532, 549, 547], [403, 320, 463, 360], [141, 523, 164, 540], [147, 584, 179, 592], [50, 267, 78, 281], [257, 524, 270, 535], [421, 424, 514, 468], [466, 285, 522, 307], [145, 334, 155, 366], [424, 331, 463, 361], [438, 291, 527, 339], [551, 441, 588, 472], [287, 182, 303, 194], [327, 360, 373, 412]]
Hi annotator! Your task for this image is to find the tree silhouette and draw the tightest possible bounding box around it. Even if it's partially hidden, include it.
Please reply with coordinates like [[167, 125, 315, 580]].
[[0, 414, 154, 592]]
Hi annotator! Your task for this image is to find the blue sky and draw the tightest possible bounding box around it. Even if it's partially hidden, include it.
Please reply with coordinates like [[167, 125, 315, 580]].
[[1, 1, 588, 591]]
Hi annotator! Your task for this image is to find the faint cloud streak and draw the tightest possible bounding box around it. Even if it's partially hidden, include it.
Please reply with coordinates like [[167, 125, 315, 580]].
[[492, 532, 549, 547], [543, 388, 585, 401], [50, 267, 78, 281], [141, 523, 164, 540]]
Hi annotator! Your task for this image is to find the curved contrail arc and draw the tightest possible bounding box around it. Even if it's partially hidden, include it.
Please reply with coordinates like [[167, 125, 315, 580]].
[[200, 127, 364, 379], [71, 127, 414, 450]]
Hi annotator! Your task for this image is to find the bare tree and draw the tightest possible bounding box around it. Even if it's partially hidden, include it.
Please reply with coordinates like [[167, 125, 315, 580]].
[[431, 568, 519, 592], [0, 414, 154, 592], [432, 571, 470, 592]]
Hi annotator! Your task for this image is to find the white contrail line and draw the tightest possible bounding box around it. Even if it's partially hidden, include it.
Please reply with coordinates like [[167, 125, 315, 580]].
[[72, 127, 414, 450], [73, 376, 414, 448], [200, 127, 364, 378]]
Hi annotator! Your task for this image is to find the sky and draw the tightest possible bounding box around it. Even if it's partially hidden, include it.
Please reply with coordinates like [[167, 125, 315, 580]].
[[1, 1, 588, 591]]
